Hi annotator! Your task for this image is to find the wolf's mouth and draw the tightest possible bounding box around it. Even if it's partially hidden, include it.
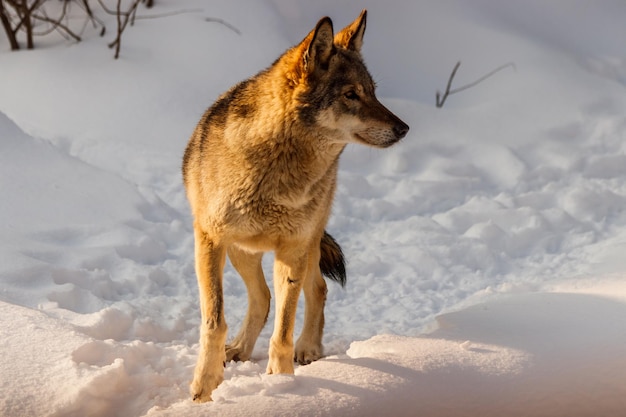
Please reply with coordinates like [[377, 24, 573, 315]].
[[354, 132, 400, 149]]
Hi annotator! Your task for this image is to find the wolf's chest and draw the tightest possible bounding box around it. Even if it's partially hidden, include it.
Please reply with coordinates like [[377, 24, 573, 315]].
[[226, 165, 334, 234]]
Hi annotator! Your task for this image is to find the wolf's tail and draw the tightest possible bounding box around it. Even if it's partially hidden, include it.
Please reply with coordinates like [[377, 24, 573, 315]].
[[319, 231, 346, 287]]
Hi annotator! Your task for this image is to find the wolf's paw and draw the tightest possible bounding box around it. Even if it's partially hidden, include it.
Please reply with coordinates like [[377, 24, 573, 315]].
[[294, 340, 323, 365], [190, 358, 224, 403], [190, 374, 222, 403], [266, 353, 295, 375], [225, 343, 251, 362], [191, 388, 211, 403]]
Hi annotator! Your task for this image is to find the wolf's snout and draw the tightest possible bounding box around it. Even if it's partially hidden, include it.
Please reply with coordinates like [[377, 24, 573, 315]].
[[393, 121, 409, 139]]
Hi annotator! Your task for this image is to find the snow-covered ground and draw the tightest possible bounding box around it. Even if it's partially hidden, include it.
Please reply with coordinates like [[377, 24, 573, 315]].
[[2, 1, 626, 416]]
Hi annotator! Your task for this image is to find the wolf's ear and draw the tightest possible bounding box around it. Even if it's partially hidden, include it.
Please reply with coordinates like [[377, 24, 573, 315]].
[[334, 9, 367, 52], [302, 17, 335, 74]]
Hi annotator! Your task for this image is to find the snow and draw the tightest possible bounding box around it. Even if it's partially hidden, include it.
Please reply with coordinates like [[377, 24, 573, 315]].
[[1, 0, 626, 416]]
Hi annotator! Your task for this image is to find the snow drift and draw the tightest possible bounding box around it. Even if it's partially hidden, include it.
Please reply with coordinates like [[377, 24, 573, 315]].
[[1, 0, 626, 416]]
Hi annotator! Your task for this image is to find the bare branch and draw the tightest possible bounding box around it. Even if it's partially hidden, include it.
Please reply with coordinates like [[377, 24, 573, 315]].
[[73, 0, 107, 36], [205, 17, 241, 35], [98, 0, 142, 59], [450, 62, 516, 95], [1, 0, 98, 49], [436, 61, 517, 108], [131, 8, 202, 21], [0, 1, 19, 50], [0, 0, 237, 58], [436, 61, 461, 108], [31, 1, 81, 42], [31, 14, 81, 41]]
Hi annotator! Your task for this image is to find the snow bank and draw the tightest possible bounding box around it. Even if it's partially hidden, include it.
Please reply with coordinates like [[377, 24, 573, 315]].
[[2, 0, 626, 416], [145, 280, 626, 417], [0, 302, 89, 417]]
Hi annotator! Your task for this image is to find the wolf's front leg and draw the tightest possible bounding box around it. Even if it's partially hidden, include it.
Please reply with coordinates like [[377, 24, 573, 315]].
[[190, 227, 227, 402], [267, 247, 307, 374], [191, 322, 227, 402]]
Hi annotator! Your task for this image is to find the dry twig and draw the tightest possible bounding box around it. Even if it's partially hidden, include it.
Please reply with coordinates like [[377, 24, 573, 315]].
[[205, 16, 240, 35], [436, 61, 516, 108], [98, 0, 141, 59]]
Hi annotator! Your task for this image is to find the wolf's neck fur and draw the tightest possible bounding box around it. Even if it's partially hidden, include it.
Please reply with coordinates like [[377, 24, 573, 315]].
[[228, 67, 344, 200]]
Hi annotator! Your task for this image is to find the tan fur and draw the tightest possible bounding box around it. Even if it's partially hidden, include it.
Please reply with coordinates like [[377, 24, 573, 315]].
[[182, 10, 409, 402]]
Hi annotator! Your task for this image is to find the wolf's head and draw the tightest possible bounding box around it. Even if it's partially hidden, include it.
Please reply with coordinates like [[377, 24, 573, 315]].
[[288, 10, 409, 148]]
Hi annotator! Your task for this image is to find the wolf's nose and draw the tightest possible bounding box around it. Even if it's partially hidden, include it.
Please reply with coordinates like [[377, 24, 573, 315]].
[[393, 122, 409, 139]]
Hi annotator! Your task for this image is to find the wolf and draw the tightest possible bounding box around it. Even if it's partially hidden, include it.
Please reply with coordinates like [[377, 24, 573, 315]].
[[182, 9, 409, 402]]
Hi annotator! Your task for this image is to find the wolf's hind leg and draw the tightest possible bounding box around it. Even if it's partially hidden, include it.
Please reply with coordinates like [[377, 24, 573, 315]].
[[190, 226, 227, 403], [295, 242, 327, 365], [225, 247, 270, 362]]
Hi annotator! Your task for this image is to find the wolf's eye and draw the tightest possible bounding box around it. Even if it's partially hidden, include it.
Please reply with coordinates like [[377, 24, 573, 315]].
[[344, 90, 359, 100]]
